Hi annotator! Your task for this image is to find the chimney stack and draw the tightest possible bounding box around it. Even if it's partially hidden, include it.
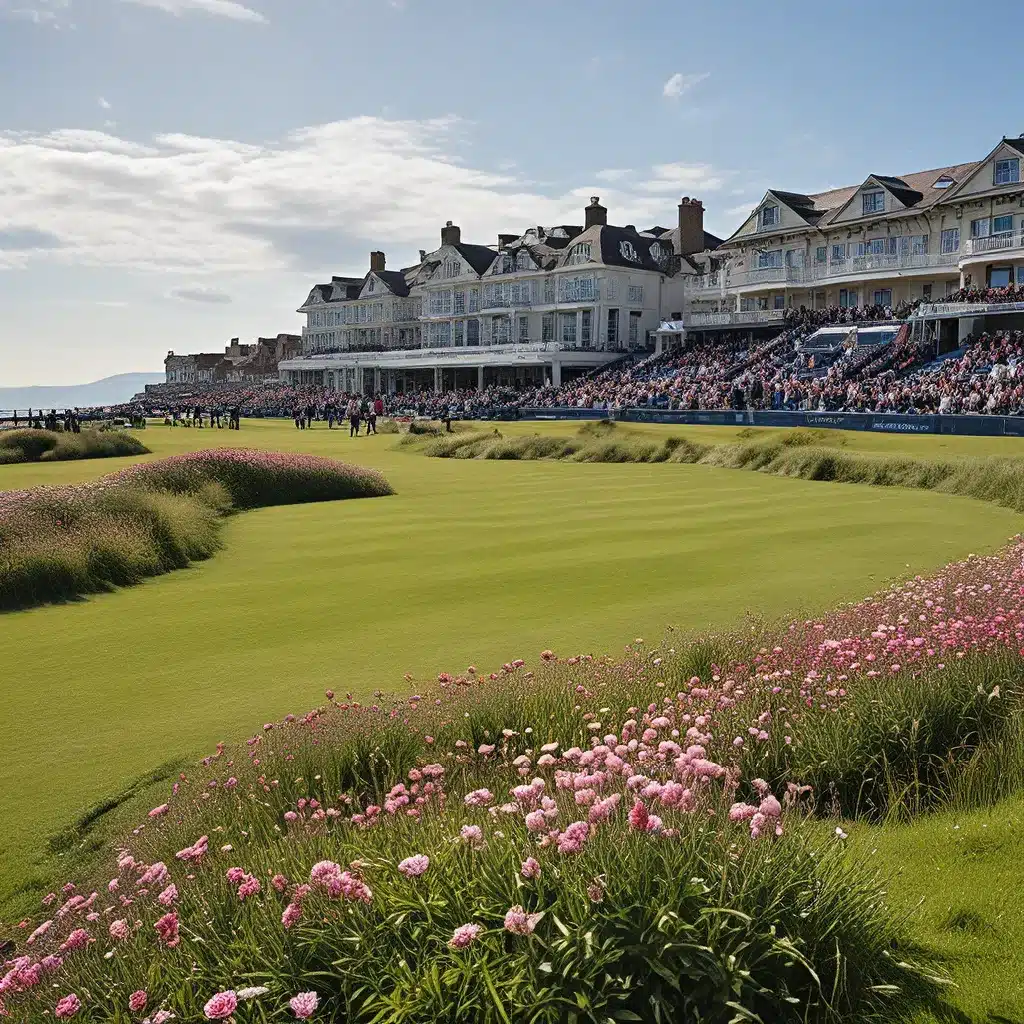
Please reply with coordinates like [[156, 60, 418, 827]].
[[440, 220, 461, 246], [369, 250, 386, 273], [677, 197, 706, 257], [585, 196, 607, 229], [498, 233, 518, 250], [418, 249, 427, 263]]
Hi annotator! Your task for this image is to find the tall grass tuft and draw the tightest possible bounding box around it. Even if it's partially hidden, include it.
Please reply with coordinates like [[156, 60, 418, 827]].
[[0, 428, 149, 464], [0, 450, 393, 611]]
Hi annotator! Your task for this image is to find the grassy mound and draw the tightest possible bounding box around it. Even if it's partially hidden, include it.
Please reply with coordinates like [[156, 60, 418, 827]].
[[402, 424, 1024, 514], [0, 428, 149, 464], [0, 449, 393, 611]]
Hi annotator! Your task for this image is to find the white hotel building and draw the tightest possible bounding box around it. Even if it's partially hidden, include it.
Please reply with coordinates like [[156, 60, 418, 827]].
[[684, 135, 1024, 345], [279, 198, 715, 394]]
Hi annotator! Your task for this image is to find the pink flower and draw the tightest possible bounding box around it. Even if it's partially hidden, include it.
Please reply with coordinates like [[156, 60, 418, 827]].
[[463, 788, 494, 807], [55, 994, 81, 1019], [524, 810, 547, 832], [271, 874, 289, 893], [129, 990, 148, 1013], [60, 928, 90, 952], [556, 821, 590, 855], [109, 918, 131, 941], [281, 902, 304, 929], [397, 854, 429, 878], [309, 860, 342, 888], [225, 867, 245, 885], [504, 905, 542, 935], [520, 857, 541, 880], [460, 824, 484, 846], [289, 991, 319, 1019], [148, 804, 169, 818], [203, 991, 238, 1020], [237, 875, 261, 900], [157, 884, 178, 906], [448, 923, 482, 949], [154, 911, 180, 948], [152, 1012, 175, 1024]]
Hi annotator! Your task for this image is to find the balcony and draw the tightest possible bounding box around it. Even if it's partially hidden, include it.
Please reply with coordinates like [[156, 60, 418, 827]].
[[690, 252, 959, 296], [962, 232, 1024, 259], [819, 251, 959, 280], [685, 309, 787, 328], [478, 297, 534, 313]]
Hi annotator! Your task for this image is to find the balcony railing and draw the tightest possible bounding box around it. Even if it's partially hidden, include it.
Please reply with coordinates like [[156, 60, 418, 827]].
[[685, 310, 787, 328], [963, 232, 1024, 257], [689, 251, 959, 294], [821, 251, 959, 279]]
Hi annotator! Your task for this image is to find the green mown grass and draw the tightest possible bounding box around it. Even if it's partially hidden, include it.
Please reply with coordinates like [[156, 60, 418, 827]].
[[2, 419, 1024, 1020], [858, 796, 1024, 1023]]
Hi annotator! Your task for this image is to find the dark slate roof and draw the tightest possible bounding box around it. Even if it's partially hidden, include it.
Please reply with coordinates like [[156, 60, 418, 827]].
[[871, 175, 923, 208], [703, 229, 724, 249], [452, 242, 497, 276], [1001, 137, 1024, 156], [313, 284, 332, 302], [374, 270, 411, 297], [596, 225, 665, 272], [331, 275, 364, 300]]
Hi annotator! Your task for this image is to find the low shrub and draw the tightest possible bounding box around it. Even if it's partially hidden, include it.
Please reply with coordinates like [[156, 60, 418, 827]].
[[0, 450, 393, 611], [0, 428, 149, 464]]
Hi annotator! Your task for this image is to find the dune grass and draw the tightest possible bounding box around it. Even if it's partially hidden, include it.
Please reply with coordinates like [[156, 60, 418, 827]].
[[0, 449, 393, 612], [0, 427, 149, 464], [401, 421, 1024, 517]]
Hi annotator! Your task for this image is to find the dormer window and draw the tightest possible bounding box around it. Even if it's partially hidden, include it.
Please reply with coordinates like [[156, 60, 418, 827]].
[[515, 249, 535, 271], [759, 205, 779, 229], [566, 242, 592, 265], [932, 175, 955, 189], [862, 190, 886, 215], [649, 242, 666, 264], [994, 157, 1020, 186]]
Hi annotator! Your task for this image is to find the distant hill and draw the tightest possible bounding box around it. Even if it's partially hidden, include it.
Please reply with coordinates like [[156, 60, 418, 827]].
[[0, 373, 163, 411]]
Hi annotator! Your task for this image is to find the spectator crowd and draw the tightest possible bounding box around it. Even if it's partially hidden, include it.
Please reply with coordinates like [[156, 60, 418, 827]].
[[73, 300, 1024, 427]]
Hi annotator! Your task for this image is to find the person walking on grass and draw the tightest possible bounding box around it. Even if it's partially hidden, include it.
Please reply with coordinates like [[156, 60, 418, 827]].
[[360, 395, 372, 435], [346, 397, 360, 437]]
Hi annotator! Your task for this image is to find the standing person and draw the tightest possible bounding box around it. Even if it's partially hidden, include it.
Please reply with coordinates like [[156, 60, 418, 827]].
[[12, 410, 18, 428], [327, 403, 336, 430], [305, 403, 314, 429], [360, 395, 372, 435], [373, 393, 384, 429], [294, 406, 302, 429], [346, 396, 360, 437]]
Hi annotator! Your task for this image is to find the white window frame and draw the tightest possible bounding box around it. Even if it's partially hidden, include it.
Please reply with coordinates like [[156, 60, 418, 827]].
[[759, 205, 779, 229], [994, 158, 1020, 186], [627, 284, 644, 304], [566, 243, 592, 266], [862, 190, 886, 215], [941, 227, 960, 253]]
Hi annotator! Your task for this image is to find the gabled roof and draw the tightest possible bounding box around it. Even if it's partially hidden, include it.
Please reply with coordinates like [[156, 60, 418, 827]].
[[373, 270, 411, 297], [940, 139, 1024, 202], [451, 242, 497, 276]]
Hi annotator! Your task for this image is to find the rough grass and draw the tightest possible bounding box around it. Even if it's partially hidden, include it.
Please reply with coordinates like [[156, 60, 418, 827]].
[[0, 428, 149, 464], [403, 422, 1024, 515], [0, 450, 393, 611]]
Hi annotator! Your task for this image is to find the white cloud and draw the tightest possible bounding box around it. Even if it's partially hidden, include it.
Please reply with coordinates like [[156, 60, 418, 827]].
[[0, 0, 71, 25], [638, 162, 723, 194], [169, 285, 233, 304], [120, 0, 267, 22], [0, 116, 726, 277], [662, 72, 709, 100], [98, 97, 112, 110], [594, 168, 632, 183]]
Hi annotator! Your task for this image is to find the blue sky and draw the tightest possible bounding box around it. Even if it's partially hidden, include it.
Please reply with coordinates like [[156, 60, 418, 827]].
[[1, 0, 1023, 385]]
